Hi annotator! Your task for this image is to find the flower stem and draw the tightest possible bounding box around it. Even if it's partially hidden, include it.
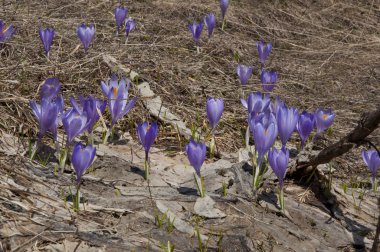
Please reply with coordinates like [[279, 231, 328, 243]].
[[144, 155, 149, 181], [89, 131, 94, 146], [59, 148, 67, 173], [279, 187, 285, 211], [196, 46, 200, 54], [373, 178, 378, 193], [75, 185, 81, 212], [210, 134, 215, 158], [252, 154, 260, 190], [103, 128, 111, 144], [194, 173, 205, 197], [222, 19, 225, 31]]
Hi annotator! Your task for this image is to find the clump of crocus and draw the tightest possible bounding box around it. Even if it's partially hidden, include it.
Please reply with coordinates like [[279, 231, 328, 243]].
[[77, 23, 95, 53], [137, 121, 158, 180], [29, 78, 64, 159], [220, 0, 229, 31], [206, 97, 224, 156], [236, 64, 253, 86], [257, 41, 272, 68], [277, 105, 299, 146], [361, 149, 380, 192], [204, 13, 216, 39], [115, 6, 128, 34], [100, 74, 137, 142], [0, 20, 15, 43], [188, 22, 203, 54], [296, 111, 314, 149], [125, 18, 135, 43], [250, 112, 278, 189], [268, 147, 289, 211], [186, 139, 207, 197], [39, 28, 54, 56], [314, 108, 334, 140], [260, 70, 277, 92], [71, 142, 96, 211]]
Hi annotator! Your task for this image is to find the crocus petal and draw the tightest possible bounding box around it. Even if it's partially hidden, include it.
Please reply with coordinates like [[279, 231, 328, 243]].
[[315, 108, 334, 134], [220, 0, 229, 19], [296, 111, 314, 148], [77, 23, 95, 52], [71, 143, 96, 184], [40, 78, 61, 101], [268, 147, 289, 189], [257, 41, 272, 66], [277, 106, 299, 146], [143, 122, 158, 154], [206, 97, 224, 130], [236, 64, 253, 86], [204, 13, 216, 38], [39, 27, 54, 55], [115, 7, 128, 29], [186, 139, 206, 176], [260, 70, 277, 92]]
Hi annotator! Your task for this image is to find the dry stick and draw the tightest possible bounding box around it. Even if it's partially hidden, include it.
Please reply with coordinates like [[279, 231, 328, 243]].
[[288, 105, 380, 176]]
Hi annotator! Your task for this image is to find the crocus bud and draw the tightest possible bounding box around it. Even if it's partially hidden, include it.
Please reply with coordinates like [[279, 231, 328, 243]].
[[77, 23, 95, 52]]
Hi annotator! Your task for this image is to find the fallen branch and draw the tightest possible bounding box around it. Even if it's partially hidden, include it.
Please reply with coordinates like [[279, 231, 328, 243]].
[[289, 105, 380, 176]]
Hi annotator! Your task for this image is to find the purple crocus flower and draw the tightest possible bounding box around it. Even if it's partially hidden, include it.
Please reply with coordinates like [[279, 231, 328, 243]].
[[220, 0, 229, 20], [251, 110, 276, 129], [62, 106, 89, 145], [251, 119, 278, 167], [236, 64, 253, 86], [296, 111, 314, 149], [277, 105, 299, 146], [101, 74, 137, 127], [125, 18, 135, 38], [188, 22, 204, 46], [361, 149, 380, 185], [0, 20, 15, 43], [260, 70, 278, 92], [30, 97, 62, 142], [39, 28, 54, 55], [241, 92, 271, 115], [70, 96, 107, 133], [206, 97, 224, 130], [186, 139, 207, 177], [115, 7, 128, 30], [76, 23, 95, 52], [204, 13, 216, 38], [257, 41, 272, 67], [268, 147, 289, 190], [71, 142, 96, 184], [137, 121, 158, 159], [39, 78, 61, 101], [314, 108, 334, 135], [270, 96, 285, 118]]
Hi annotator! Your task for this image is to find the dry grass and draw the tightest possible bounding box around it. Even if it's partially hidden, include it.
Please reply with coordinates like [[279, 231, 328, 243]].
[[0, 0, 379, 173]]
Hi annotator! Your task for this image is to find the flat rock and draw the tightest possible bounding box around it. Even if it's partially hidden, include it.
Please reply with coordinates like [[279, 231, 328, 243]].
[[194, 195, 226, 219]]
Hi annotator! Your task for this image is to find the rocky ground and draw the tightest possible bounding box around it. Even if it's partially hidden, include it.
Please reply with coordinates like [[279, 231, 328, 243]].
[[0, 0, 379, 251]]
